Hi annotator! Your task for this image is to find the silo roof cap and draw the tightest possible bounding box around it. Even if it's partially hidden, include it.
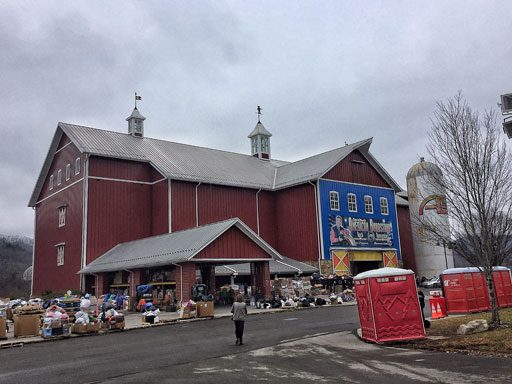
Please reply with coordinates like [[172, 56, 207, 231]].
[[407, 157, 442, 179]]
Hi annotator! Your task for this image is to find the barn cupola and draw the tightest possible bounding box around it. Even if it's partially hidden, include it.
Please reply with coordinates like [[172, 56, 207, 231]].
[[126, 92, 145, 138], [248, 106, 272, 160]]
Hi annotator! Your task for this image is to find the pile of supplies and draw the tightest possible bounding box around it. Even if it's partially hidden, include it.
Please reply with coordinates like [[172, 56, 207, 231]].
[[41, 304, 70, 338], [142, 305, 160, 324], [100, 303, 125, 330], [0, 304, 7, 340], [71, 306, 100, 334], [179, 300, 197, 319]]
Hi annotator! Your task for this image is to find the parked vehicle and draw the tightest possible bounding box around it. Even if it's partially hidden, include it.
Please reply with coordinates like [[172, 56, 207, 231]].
[[422, 277, 441, 289]]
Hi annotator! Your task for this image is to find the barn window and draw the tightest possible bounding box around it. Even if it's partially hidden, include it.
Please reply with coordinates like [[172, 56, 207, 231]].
[[347, 193, 357, 212], [58, 206, 67, 227], [49, 175, 54, 190], [56, 244, 65, 266], [57, 169, 62, 186], [364, 195, 373, 214], [380, 197, 389, 215], [75, 158, 81, 175], [65, 164, 71, 181], [329, 191, 340, 211]]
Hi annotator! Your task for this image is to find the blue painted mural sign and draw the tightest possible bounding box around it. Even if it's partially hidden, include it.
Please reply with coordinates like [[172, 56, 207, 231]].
[[329, 215, 393, 248], [319, 179, 400, 261]]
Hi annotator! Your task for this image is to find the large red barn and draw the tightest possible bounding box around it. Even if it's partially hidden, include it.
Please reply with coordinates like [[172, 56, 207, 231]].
[[28, 106, 415, 302]]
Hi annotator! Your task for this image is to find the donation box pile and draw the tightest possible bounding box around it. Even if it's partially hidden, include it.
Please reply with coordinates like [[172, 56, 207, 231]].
[[441, 267, 512, 314], [354, 267, 425, 343]]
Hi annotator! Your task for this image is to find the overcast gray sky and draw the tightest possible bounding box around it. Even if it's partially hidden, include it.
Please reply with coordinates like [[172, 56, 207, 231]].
[[1, 1, 511, 237]]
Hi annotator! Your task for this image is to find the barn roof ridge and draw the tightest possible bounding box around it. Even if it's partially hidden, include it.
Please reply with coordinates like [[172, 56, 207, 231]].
[[28, 123, 401, 207]]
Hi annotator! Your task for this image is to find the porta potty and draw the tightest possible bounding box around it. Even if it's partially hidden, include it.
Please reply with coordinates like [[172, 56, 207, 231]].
[[440, 267, 512, 314], [492, 267, 512, 308], [354, 267, 425, 343]]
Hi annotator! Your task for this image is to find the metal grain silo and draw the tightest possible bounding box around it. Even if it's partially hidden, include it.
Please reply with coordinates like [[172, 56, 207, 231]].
[[406, 158, 454, 280]]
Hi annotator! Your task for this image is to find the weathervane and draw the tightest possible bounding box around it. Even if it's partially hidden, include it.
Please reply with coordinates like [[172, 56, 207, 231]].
[[135, 92, 142, 109], [256, 106, 263, 123]]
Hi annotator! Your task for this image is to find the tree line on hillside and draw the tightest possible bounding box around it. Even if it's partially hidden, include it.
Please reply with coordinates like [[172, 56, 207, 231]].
[[0, 235, 33, 298]]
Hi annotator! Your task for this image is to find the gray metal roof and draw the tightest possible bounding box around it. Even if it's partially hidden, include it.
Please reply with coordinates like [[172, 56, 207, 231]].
[[395, 194, 409, 207], [274, 140, 371, 188], [215, 256, 318, 276], [126, 107, 145, 121], [29, 122, 403, 206], [79, 218, 280, 274], [248, 122, 272, 138]]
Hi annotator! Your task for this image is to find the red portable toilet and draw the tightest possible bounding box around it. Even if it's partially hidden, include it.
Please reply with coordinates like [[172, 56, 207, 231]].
[[492, 267, 512, 308], [354, 267, 425, 343], [441, 268, 490, 314]]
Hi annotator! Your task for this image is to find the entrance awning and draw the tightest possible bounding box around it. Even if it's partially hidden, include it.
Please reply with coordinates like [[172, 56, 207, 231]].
[[215, 256, 318, 276], [79, 218, 281, 274]]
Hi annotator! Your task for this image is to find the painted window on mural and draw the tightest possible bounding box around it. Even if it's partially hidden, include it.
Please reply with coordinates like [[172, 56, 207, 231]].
[[75, 158, 81, 175], [57, 244, 65, 266], [329, 191, 339, 210], [364, 195, 373, 214], [49, 175, 54, 190], [380, 197, 389, 215], [347, 193, 357, 212], [57, 169, 62, 186], [65, 164, 71, 181]]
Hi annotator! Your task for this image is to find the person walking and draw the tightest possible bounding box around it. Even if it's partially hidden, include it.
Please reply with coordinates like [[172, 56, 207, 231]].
[[231, 294, 247, 345]]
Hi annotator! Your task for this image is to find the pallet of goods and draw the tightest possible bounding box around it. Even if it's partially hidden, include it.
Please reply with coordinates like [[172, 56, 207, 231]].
[[41, 305, 71, 339]]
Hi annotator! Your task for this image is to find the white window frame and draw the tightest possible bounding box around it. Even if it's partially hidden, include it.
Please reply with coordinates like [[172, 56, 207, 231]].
[[75, 158, 81, 175], [347, 193, 357, 212], [261, 137, 269, 152], [49, 175, 54, 190], [364, 195, 373, 214], [380, 197, 389, 215], [57, 169, 62, 186], [329, 191, 340, 211], [65, 164, 71, 181], [56, 244, 65, 266], [58, 206, 67, 227]]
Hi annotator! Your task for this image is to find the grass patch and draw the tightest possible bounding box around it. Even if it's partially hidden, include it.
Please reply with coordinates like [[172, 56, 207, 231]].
[[404, 307, 512, 357]]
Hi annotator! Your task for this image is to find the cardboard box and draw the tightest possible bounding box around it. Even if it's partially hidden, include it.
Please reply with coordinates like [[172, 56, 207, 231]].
[[86, 322, 100, 333], [197, 301, 214, 317], [0, 318, 7, 339], [109, 321, 125, 330], [13, 315, 40, 337], [72, 323, 88, 334]]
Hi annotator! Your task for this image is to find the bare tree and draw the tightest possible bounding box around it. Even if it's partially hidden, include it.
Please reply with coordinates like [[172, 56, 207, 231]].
[[419, 92, 512, 327]]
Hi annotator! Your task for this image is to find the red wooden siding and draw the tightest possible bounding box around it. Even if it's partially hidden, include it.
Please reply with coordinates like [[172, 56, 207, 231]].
[[171, 181, 277, 246], [39, 140, 83, 202], [57, 134, 71, 150], [275, 184, 318, 262], [86, 179, 152, 263], [198, 184, 258, 231], [194, 226, 272, 260], [257, 190, 277, 247], [323, 150, 390, 188], [171, 180, 196, 231], [33, 182, 83, 294], [397, 206, 416, 271], [89, 157, 156, 182], [151, 180, 169, 235]]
